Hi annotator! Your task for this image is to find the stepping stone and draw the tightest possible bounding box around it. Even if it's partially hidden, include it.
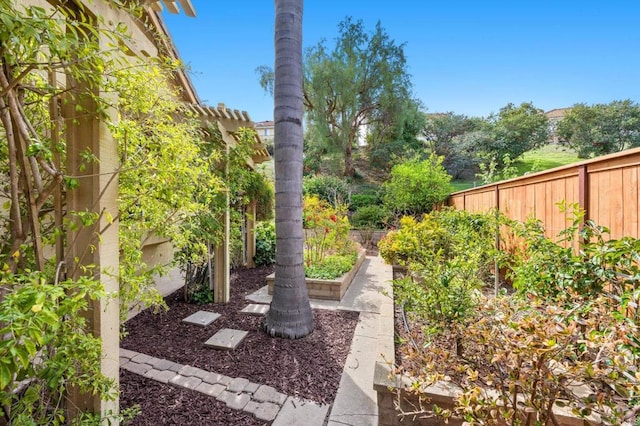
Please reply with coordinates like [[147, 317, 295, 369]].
[[182, 311, 220, 327], [204, 328, 248, 350], [240, 304, 269, 316]]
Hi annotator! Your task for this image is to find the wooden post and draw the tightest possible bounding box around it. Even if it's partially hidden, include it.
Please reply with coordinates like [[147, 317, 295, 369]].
[[213, 139, 230, 303], [494, 185, 500, 296], [246, 201, 257, 268], [64, 65, 120, 422]]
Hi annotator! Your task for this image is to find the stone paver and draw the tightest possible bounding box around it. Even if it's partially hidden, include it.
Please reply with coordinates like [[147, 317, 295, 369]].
[[120, 348, 137, 359], [122, 361, 152, 376], [227, 377, 250, 393], [204, 328, 248, 350], [253, 385, 287, 405], [273, 397, 330, 426], [182, 310, 220, 327], [255, 402, 281, 422], [195, 381, 225, 397], [178, 365, 208, 377], [169, 374, 202, 390], [131, 353, 153, 364], [244, 382, 260, 394], [225, 392, 251, 411], [240, 304, 269, 316], [148, 357, 179, 371], [144, 369, 177, 384]]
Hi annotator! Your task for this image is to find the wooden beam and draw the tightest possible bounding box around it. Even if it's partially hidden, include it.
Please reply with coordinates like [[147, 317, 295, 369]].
[[177, 0, 196, 17]]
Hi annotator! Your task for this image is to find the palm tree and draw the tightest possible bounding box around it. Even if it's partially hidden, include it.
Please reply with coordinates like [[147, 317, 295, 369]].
[[264, 0, 314, 338]]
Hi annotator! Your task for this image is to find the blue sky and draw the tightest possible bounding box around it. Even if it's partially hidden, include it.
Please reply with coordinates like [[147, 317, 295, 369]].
[[162, 1, 640, 122]]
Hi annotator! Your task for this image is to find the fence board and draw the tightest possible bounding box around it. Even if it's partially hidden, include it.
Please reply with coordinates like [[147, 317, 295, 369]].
[[448, 147, 640, 241]]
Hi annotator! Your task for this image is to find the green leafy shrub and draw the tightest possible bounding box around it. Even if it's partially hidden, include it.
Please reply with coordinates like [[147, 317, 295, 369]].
[[382, 154, 452, 219], [303, 175, 350, 206], [399, 294, 639, 425], [351, 205, 389, 230], [254, 221, 276, 266], [509, 203, 640, 303], [392, 205, 640, 425], [0, 271, 116, 424], [349, 192, 382, 212]]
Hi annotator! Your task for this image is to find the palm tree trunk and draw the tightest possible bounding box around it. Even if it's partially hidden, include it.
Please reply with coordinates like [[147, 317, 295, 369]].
[[264, 0, 314, 339]]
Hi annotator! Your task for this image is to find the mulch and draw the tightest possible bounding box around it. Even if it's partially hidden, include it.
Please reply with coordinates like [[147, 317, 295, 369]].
[[120, 265, 360, 425]]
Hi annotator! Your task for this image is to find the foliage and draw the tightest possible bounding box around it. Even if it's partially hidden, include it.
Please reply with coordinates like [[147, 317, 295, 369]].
[[302, 17, 418, 177], [0, 270, 115, 424], [399, 294, 639, 425], [509, 202, 640, 304], [254, 221, 276, 266], [422, 113, 486, 178], [303, 195, 355, 267], [393, 206, 640, 425], [365, 97, 426, 173], [483, 102, 549, 166], [381, 209, 498, 335], [302, 174, 351, 206], [111, 62, 225, 319], [476, 152, 520, 184], [349, 192, 382, 212], [304, 252, 357, 279], [350, 205, 389, 229], [381, 154, 452, 219], [557, 99, 640, 158]]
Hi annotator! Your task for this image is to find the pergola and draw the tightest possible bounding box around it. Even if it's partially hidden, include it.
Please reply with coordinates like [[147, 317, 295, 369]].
[[53, 0, 269, 420]]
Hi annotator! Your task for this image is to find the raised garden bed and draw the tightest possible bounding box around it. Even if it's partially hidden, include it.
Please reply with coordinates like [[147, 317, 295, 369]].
[[266, 246, 367, 301]]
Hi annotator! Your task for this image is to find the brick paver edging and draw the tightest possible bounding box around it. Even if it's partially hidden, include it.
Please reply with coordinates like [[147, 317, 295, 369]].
[[120, 348, 295, 422]]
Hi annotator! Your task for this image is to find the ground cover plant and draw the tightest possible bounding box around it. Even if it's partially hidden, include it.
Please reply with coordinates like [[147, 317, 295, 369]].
[[381, 207, 640, 425]]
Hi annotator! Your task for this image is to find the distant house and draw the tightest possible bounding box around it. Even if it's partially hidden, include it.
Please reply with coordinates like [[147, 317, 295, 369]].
[[545, 108, 571, 144], [255, 120, 275, 143]]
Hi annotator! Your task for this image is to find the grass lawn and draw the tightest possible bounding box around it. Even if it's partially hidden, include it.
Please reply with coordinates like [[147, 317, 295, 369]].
[[451, 144, 581, 192], [514, 144, 581, 175]]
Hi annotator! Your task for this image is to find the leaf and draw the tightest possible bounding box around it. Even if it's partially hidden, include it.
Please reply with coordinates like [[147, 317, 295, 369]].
[[0, 363, 13, 389]]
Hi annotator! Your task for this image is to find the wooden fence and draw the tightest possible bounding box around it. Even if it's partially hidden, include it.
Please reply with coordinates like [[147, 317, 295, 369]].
[[448, 147, 640, 241]]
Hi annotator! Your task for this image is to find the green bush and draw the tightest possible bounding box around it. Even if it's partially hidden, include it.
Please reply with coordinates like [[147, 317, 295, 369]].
[[349, 192, 381, 212], [351, 205, 389, 229], [382, 154, 452, 218], [303, 175, 350, 206], [0, 271, 117, 424], [254, 221, 276, 266]]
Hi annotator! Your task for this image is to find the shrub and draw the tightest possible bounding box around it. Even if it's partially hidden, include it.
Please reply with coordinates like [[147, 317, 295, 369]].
[[349, 192, 381, 212], [350, 205, 389, 229], [254, 221, 276, 266], [0, 271, 117, 424], [398, 294, 639, 425], [509, 203, 640, 303], [303, 175, 350, 206], [382, 154, 452, 218]]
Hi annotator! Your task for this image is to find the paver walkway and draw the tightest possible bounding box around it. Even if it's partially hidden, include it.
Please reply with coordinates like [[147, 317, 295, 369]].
[[121, 255, 393, 425]]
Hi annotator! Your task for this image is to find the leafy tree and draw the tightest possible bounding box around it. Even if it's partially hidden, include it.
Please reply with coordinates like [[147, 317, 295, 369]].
[[305, 17, 417, 177], [422, 113, 487, 178], [264, 0, 314, 339], [382, 154, 452, 219], [364, 96, 425, 172], [483, 102, 549, 165], [557, 99, 640, 158]]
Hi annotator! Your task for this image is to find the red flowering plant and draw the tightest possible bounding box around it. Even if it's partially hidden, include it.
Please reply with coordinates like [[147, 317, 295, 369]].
[[303, 196, 357, 279]]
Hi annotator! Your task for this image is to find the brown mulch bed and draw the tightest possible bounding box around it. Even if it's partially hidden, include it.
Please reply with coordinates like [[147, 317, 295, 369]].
[[120, 265, 359, 424]]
